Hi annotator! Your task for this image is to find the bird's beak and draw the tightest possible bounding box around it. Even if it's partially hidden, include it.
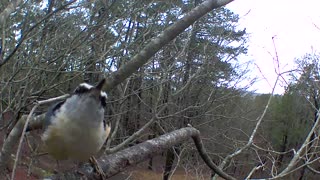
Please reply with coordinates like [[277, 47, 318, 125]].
[[95, 79, 106, 91], [90, 79, 106, 99]]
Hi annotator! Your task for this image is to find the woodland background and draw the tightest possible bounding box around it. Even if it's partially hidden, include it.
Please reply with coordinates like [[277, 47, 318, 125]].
[[1, 0, 320, 179]]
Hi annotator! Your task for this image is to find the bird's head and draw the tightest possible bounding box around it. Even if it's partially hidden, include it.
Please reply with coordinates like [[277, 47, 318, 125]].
[[73, 79, 107, 108]]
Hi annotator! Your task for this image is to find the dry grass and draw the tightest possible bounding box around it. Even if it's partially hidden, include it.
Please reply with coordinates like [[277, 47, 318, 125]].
[[129, 169, 211, 180]]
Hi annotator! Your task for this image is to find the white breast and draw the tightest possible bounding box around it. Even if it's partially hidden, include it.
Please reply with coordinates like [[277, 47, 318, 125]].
[[42, 95, 108, 161], [42, 116, 107, 161]]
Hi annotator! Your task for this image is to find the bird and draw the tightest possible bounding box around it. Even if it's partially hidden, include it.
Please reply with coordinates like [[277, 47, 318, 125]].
[[42, 79, 111, 161]]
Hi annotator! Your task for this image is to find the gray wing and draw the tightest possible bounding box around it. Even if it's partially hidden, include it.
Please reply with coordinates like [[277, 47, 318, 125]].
[[43, 101, 65, 131]]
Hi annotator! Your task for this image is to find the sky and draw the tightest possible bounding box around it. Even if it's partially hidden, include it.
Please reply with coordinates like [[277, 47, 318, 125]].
[[226, 0, 320, 94]]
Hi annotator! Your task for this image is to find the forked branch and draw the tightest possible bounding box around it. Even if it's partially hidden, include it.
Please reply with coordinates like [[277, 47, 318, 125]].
[[51, 127, 236, 180]]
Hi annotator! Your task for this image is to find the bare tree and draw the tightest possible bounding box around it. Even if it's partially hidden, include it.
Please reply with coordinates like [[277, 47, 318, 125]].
[[1, 0, 239, 179]]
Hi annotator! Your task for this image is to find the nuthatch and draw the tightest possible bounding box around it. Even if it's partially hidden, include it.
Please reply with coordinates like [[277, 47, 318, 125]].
[[42, 79, 111, 161]]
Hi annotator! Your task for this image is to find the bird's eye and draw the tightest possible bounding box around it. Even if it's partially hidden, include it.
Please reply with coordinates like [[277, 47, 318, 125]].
[[100, 96, 107, 107], [100, 92, 107, 107]]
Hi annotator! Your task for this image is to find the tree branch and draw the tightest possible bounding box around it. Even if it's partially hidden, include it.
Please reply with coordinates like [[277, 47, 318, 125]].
[[0, 0, 23, 25], [0, 95, 69, 171], [103, 0, 234, 92], [50, 127, 236, 180], [0, 0, 76, 67], [0, 0, 235, 176], [212, 75, 280, 179], [274, 108, 320, 179]]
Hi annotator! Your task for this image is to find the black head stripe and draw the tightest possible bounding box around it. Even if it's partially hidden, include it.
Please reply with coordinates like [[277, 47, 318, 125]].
[[74, 83, 93, 94], [73, 82, 107, 107]]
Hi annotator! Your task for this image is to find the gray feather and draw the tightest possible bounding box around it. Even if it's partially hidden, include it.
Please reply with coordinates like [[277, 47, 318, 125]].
[[43, 101, 65, 130]]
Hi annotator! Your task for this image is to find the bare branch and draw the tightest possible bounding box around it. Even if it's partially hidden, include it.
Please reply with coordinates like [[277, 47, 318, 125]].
[[0, 95, 69, 172], [212, 76, 280, 179], [51, 127, 236, 180], [0, 0, 77, 67], [105, 117, 157, 154], [11, 102, 40, 180], [0, 0, 235, 177], [0, 0, 23, 25], [274, 108, 320, 178], [245, 165, 264, 179], [103, 0, 234, 92]]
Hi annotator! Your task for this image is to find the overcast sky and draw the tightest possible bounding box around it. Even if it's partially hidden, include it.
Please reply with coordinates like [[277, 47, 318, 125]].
[[226, 0, 320, 94]]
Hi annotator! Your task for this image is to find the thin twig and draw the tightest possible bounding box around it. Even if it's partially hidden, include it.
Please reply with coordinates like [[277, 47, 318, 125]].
[[274, 108, 320, 178], [11, 103, 39, 180], [1, 0, 77, 67], [10, 94, 69, 180], [245, 165, 263, 179], [212, 76, 280, 180], [0, 0, 23, 25], [190, 125, 237, 180]]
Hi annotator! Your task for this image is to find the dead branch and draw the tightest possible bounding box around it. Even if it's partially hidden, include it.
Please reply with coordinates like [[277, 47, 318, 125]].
[[50, 127, 236, 180], [103, 0, 234, 92], [273, 108, 320, 179], [212, 75, 280, 179], [0, 0, 234, 176]]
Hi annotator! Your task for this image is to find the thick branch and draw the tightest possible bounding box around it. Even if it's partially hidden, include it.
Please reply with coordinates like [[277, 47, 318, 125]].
[[103, 0, 233, 92], [0, 0, 234, 176], [51, 127, 236, 180]]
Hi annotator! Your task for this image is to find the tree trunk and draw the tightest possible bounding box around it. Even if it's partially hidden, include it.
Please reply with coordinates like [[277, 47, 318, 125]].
[[277, 133, 288, 168], [298, 97, 319, 180]]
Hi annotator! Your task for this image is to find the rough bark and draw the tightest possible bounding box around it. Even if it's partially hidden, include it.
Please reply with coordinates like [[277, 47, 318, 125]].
[[1, 116, 236, 180]]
